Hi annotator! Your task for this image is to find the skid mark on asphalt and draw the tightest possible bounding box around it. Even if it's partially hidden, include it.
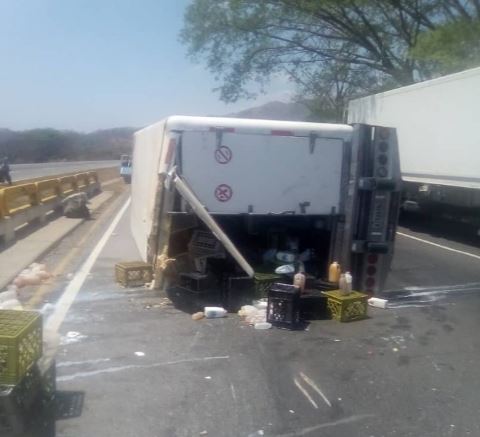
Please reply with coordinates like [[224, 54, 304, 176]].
[[57, 358, 111, 368], [294, 377, 318, 409], [275, 414, 375, 437], [57, 355, 230, 382], [397, 231, 480, 260], [299, 371, 332, 408], [294, 372, 332, 410]]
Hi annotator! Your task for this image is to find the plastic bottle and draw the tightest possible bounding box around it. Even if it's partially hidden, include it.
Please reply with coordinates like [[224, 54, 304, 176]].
[[204, 307, 227, 318], [254, 322, 272, 330], [293, 263, 306, 293], [345, 272, 352, 294], [368, 297, 388, 309], [328, 261, 341, 283], [338, 273, 347, 295]]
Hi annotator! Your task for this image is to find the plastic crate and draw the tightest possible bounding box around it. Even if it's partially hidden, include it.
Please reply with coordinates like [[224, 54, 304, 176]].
[[266, 283, 301, 329], [323, 290, 368, 322], [254, 273, 285, 297], [0, 360, 56, 436], [0, 310, 43, 386], [115, 261, 152, 287]]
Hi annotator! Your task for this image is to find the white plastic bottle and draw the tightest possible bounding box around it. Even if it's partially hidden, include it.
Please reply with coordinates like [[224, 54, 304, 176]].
[[204, 307, 227, 318], [345, 272, 352, 294]]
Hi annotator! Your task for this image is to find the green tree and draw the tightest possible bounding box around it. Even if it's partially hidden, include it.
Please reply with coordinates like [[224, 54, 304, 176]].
[[181, 0, 480, 120], [411, 18, 480, 74]]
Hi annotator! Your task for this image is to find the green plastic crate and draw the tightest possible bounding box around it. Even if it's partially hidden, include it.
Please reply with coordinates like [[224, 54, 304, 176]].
[[254, 273, 285, 297], [115, 261, 153, 287], [0, 310, 43, 385], [323, 290, 368, 322]]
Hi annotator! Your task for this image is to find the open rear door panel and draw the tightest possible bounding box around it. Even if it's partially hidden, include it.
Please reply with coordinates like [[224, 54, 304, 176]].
[[181, 131, 344, 215]]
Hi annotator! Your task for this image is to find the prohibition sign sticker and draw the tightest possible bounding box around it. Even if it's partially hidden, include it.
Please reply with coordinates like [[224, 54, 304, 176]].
[[214, 146, 232, 164], [215, 184, 233, 202]]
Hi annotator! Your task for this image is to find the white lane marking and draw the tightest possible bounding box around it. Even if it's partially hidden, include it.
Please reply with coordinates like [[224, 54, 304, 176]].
[[46, 197, 131, 333], [57, 355, 230, 382], [299, 371, 332, 407], [275, 414, 375, 437], [294, 377, 318, 409], [397, 232, 480, 261]]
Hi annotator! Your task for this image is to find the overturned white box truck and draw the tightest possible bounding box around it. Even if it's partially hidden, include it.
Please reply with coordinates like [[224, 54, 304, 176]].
[[131, 116, 401, 304]]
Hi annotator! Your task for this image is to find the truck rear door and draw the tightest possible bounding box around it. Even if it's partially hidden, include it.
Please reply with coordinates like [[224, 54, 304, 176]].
[[180, 130, 345, 215]]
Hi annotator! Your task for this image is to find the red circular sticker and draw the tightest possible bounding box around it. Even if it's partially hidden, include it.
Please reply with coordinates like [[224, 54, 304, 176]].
[[215, 184, 233, 202], [214, 146, 232, 164]]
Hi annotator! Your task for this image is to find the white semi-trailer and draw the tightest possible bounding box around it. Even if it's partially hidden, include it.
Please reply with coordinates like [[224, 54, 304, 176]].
[[131, 116, 401, 303], [348, 67, 480, 226]]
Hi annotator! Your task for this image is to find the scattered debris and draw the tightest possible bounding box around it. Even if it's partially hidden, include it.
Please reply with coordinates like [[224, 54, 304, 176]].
[[60, 331, 87, 345], [289, 410, 295, 414], [238, 305, 267, 325], [67, 331, 81, 338], [10, 263, 52, 291], [392, 347, 399, 352], [253, 299, 268, 310], [204, 376, 211, 380], [134, 351, 145, 357], [192, 312, 205, 321]]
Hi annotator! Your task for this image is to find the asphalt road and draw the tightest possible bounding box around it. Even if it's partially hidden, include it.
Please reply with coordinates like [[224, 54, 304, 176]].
[[19, 197, 480, 437], [10, 160, 119, 181]]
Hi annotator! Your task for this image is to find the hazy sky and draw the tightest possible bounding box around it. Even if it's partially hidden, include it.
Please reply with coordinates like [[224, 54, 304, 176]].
[[0, 0, 292, 131]]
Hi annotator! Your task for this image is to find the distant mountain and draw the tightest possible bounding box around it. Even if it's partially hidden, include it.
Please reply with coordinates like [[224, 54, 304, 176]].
[[0, 127, 136, 164], [226, 100, 318, 122]]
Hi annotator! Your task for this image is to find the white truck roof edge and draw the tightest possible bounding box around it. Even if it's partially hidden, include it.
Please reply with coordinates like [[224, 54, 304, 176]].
[[349, 65, 480, 104], [137, 115, 354, 138]]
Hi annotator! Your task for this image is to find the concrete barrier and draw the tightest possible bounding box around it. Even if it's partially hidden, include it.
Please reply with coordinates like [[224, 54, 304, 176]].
[[0, 171, 100, 244]]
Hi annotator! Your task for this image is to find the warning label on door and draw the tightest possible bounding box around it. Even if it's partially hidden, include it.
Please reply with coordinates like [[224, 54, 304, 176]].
[[214, 184, 233, 202], [214, 146, 232, 164]]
